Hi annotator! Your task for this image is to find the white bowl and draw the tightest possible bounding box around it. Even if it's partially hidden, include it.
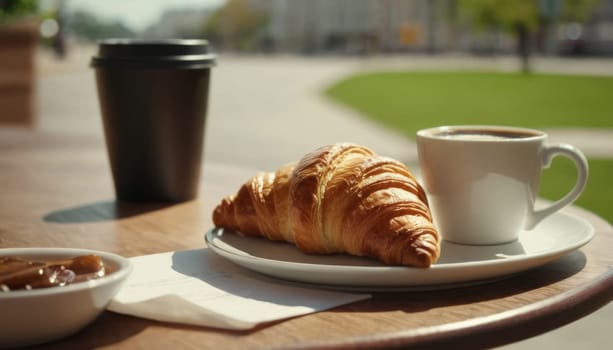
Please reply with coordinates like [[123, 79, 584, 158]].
[[0, 247, 132, 348]]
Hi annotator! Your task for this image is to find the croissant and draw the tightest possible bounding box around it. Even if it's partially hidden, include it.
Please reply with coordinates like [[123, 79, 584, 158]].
[[212, 143, 440, 267]]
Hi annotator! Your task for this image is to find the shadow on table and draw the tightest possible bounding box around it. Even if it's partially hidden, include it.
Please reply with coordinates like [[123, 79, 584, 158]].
[[337, 250, 588, 313], [43, 200, 175, 223], [27, 312, 150, 350]]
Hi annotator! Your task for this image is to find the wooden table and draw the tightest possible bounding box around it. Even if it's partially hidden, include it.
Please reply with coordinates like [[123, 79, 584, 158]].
[[1, 128, 612, 349]]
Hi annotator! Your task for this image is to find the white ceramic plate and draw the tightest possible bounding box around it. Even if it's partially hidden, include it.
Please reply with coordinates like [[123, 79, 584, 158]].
[[205, 211, 594, 291]]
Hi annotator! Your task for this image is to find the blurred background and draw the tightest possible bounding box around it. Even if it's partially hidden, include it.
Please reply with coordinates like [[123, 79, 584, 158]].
[[15, 0, 613, 59], [2, 0, 613, 115], [2, 0, 612, 128], [0, 1, 611, 348]]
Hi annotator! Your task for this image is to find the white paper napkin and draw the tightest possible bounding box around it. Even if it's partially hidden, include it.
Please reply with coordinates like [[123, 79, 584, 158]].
[[108, 249, 370, 330]]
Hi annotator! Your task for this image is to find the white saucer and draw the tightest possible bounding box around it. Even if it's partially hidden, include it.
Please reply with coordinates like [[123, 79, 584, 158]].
[[205, 211, 594, 291]]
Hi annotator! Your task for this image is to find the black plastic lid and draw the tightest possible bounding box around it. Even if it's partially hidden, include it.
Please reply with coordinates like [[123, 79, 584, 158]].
[[90, 39, 216, 69]]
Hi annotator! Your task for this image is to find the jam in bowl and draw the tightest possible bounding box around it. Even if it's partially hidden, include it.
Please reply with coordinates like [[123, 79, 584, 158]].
[[1, 254, 109, 291], [0, 248, 132, 348]]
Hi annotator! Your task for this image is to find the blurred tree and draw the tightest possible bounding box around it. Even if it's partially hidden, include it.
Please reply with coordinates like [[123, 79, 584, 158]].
[[0, 0, 38, 23], [561, 0, 600, 21], [202, 0, 268, 52], [458, 0, 600, 73]]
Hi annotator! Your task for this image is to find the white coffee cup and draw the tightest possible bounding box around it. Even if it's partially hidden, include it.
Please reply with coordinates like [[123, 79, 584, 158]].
[[416, 125, 588, 245]]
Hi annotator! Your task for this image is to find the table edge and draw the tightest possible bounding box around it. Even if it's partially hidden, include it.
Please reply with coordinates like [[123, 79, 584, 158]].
[[293, 268, 613, 350]]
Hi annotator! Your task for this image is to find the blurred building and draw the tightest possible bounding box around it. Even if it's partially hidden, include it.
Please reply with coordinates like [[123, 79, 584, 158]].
[[558, 0, 613, 55], [245, 0, 613, 56], [252, 0, 436, 54], [132, 0, 612, 56]]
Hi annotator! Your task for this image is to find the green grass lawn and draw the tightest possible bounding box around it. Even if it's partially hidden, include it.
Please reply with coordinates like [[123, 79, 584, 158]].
[[325, 71, 613, 223]]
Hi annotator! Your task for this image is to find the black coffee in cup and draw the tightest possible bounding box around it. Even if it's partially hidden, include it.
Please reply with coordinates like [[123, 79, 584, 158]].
[[91, 39, 216, 202], [435, 128, 540, 140]]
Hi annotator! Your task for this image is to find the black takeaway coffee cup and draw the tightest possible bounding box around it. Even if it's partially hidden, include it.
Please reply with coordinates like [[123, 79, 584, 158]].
[[91, 39, 216, 202]]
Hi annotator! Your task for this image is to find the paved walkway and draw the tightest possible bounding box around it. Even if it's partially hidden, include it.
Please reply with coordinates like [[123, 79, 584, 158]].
[[37, 47, 612, 350]]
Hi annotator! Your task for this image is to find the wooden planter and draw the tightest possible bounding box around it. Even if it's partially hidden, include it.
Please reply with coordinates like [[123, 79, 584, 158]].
[[0, 20, 38, 126]]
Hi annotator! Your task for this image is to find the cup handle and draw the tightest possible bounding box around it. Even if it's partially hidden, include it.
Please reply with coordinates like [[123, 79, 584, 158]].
[[525, 143, 589, 230]]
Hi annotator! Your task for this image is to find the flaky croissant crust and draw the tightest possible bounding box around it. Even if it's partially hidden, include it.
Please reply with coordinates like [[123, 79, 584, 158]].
[[213, 143, 440, 267]]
